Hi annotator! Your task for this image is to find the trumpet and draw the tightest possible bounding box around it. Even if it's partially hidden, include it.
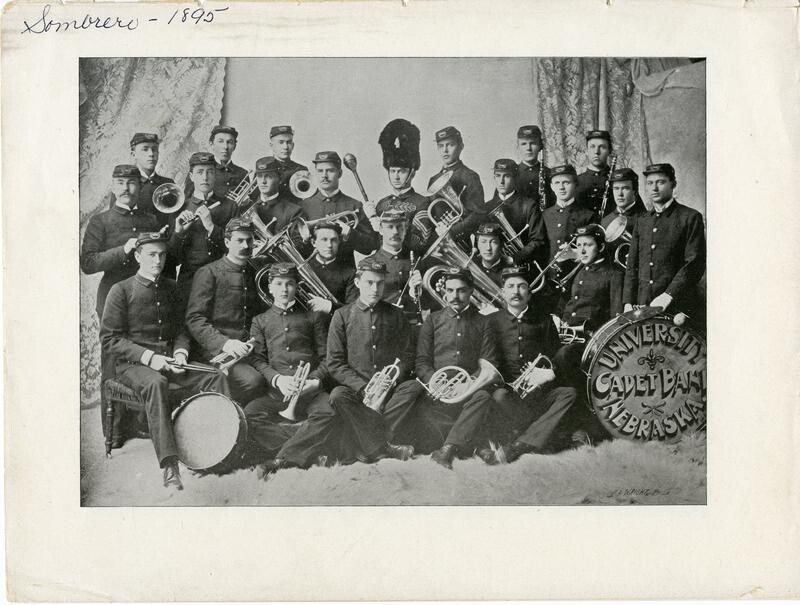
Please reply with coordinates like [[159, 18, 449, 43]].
[[289, 169, 315, 200], [602, 214, 632, 269], [279, 361, 311, 421], [153, 182, 221, 226], [209, 338, 256, 375], [363, 358, 402, 412], [226, 170, 258, 205], [293, 210, 360, 242], [552, 315, 590, 344], [509, 354, 555, 398], [416, 358, 502, 405]]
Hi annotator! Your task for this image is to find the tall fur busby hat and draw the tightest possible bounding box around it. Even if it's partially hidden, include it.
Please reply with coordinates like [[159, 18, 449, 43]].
[[379, 118, 421, 171]]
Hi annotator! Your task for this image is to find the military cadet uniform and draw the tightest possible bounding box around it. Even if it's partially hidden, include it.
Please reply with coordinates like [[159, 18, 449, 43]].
[[600, 167, 648, 267], [383, 269, 497, 467], [300, 151, 380, 265], [576, 130, 614, 216], [170, 152, 240, 304], [184, 126, 248, 201], [516, 126, 555, 209], [241, 156, 304, 232], [375, 189, 430, 254], [264, 126, 308, 201], [427, 126, 486, 250], [542, 164, 598, 263], [481, 267, 578, 463], [471, 223, 515, 287], [623, 163, 706, 321], [483, 158, 547, 265], [306, 222, 358, 313], [82, 165, 161, 319], [185, 219, 267, 404], [99, 232, 228, 480]]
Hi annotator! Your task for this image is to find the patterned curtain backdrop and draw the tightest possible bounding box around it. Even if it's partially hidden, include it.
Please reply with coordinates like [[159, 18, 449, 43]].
[[79, 57, 227, 406]]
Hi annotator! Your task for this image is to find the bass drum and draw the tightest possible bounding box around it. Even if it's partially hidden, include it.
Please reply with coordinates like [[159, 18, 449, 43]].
[[172, 392, 247, 473], [581, 308, 706, 443]]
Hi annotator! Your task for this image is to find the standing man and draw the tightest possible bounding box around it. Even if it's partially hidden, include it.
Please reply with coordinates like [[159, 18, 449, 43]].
[[185, 219, 267, 404], [300, 151, 379, 265], [480, 267, 577, 464], [472, 222, 515, 287], [601, 167, 648, 266], [427, 126, 486, 251], [184, 126, 248, 201], [577, 130, 614, 216], [266, 125, 308, 201], [484, 158, 547, 266], [542, 164, 598, 265], [383, 268, 497, 469], [623, 163, 706, 322], [304, 221, 357, 317], [100, 231, 228, 490], [170, 151, 239, 305], [516, 125, 554, 209], [242, 156, 303, 234]]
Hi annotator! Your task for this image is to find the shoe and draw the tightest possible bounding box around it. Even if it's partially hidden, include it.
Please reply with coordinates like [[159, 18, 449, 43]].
[[431, 444, 459, 469], [383, 443, 414, 461], [134, 429, 151, 440], [571, 430, 593, 449], [256, 458, 297, 479], [503, 440, 539, 463], [477, 447, 497, 465], [162, 461, 183, 490], [110, 437, 125, 450]]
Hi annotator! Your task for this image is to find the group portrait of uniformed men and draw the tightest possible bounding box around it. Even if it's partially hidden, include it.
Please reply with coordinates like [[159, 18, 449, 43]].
[[81, 118, 706, 490]]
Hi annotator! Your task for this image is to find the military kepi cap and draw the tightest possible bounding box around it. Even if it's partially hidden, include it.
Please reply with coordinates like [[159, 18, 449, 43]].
[[357, 259, 388, 274], [501, 266, 528, 282], [379, 209, 406, 224], [574, 223, 606, 243], [476, 222, 504, 239], [268, 262, 299, 281], [610, 167, 639, 184], [269, 125, 294, 138], [549, 164, 577, 179], [135, 228, 169, 249], [311, 220, 342, 236], [435, 126, 462, 143], [586, 129, 612, 142], [189, 152, 216, 168], [255, 156, 281, 174], [442, 267, 473, 285], [112, 164, 141, 178], [210, 125, 239, 140], [130, 133, 160, 149], [313, 151, 342, 167], [517, 125, 543, 142], [643, 162, 676, 180], [224, 217, 255, 237], [493, 158, 518, 175]]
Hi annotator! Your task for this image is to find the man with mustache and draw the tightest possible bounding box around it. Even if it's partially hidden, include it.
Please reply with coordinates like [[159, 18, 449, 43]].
[[623, 163, 706, 324], [100, 231, 229, 490], [185, 218, 267, 404], [299, 151, 380, 266], [576, 130, 614, 216], [184, 125, 248, 201], [516, 125, 555, 209]]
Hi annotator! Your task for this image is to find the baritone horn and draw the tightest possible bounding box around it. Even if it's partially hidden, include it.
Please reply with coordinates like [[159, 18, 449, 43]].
[[426, 170, 464, 230], [293, 211, 360, 242], [289, 170, 315, 200], [416, 359, 502, 405], [363, 358, 402, 412], [602, 214, 632, 269]]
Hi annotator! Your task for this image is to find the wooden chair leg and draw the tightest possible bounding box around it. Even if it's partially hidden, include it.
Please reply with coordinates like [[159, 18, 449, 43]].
[[105, 386, 114, 458]]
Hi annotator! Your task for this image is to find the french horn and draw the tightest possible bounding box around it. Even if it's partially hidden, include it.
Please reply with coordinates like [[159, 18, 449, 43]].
[[416, 359, 502, 405]]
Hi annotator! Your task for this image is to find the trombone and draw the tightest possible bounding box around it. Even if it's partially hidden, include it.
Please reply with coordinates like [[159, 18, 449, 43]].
[[226, 170, 258, 206], [529, 235, 581, 294]]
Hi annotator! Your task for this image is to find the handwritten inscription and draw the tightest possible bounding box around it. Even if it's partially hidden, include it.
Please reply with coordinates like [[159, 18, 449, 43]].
[[21, 4, 229, 34]]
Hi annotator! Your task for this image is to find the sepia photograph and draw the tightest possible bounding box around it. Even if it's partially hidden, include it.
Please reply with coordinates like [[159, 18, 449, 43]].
[[79, 56, 707, 506]]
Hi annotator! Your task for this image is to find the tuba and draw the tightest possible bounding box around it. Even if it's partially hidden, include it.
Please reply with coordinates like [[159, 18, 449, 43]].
[[293, 211, 360, 242], [509, 354, 555, 398], [602, 214, 632, 269], [416, 359, 502, 405], [363, 358, 402, 412], [289, 169, 315, 200]]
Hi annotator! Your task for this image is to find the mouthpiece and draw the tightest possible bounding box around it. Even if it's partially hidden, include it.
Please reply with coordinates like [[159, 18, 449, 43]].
[[343, 153, 358, 171]]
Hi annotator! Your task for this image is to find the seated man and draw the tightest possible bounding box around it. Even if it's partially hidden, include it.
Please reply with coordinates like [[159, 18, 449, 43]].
[[100, 231, 228, 490], [185, 218, 267, 404], [383, 268, 497, 469], [481, 267, 577, 464]]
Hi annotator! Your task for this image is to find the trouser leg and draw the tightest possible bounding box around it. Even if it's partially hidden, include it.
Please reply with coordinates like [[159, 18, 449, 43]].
[[515, 386, 577, 450], [118, 365, 174, 467], [382, 380, 425, 444], [442, 390, 493, 451], [226, 361, 266, 405], [552, 342, 586, 388], [329, 386, 387, 461], [484, 387, 535, 445], [278, 391, 337, 467]]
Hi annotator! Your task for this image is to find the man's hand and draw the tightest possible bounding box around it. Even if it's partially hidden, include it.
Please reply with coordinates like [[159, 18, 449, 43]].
[[650, 292, 673, 310], [362, 199, 378, 219], [301, 378, 321, 395], [149, 354, 172, 372], [339, 220, 352, 240], [174, 210, 195, 234], [434, 223, 449, 237], [123, 238, 138, 254], [307, 296, 333, 314], [222, 339, 251, 358], [168, 351, 188, 374], [479, 303, 499, 316], [275, 375, 295, 398], [408, 270, 422, 294], [196, 204, 215, 233], [624, 303, 634, 313]]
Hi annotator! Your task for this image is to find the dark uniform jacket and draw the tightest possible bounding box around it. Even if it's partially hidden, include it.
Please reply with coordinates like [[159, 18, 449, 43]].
[[416, 304, 497, 384], [105, 172, 175, 222], [376, 188, 431, 254], [600, 200, 647, 264], [100, 274, 190, 368], [240, 194, 304, 233], [300, 190, 380, 264], [81, 205, 161, 317], [185, 256, 265, 359], [327, 299, 412, 393], [184, 160, 249, 201], [307, 255, 357, 311], [470, 254, 515, 288], [484, 190, 547, 263], [577, 166, 613, 216], [541, 202, 598, 262], [427, 160, 486, 242], [623, 200, 706, 314], [249, 304, 330, 386], [490, 306, 560, 382], [561, 257, 624, 330], [168, 195, 239, 278], [518, 160, 555, 209], [362, 247, 413, 307]]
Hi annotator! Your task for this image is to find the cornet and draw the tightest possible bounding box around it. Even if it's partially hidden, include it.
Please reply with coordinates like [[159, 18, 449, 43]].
[[209, 338, 256, 375], [416, 358, 502, 405], [363, 358, 402, 412], [279, 361, 311, 421], [293, 211, 360, 242], [289, 170, 316, 200], [509, 354, 555, 398]]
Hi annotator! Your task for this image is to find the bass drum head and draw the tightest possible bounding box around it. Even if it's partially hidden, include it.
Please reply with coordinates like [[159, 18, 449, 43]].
[[584, 311, 707, 443], [173, 393, 246, 472]]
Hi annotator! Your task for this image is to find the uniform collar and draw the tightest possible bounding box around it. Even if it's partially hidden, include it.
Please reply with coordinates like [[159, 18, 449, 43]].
[[380, 245, 404, 259], [615, 200, 636, 215], [520, 159, 540, 170], [496, 190, 516, 202], [314, 253, 337, 267], [320, 189, 340, 200], [138, 167, 156, 181], [481, 256, 502, 270], [190, 192, 214, 204], [271, 299, 297, 312], [134, 273, 160, 288], [652, 197, 676, 215], [215, 159, 233, 170], [445, 303, 472, 318], [392, 186, 413, 198], [556, 198, 576, 209], [356, 298, 382, 312], [507, 305, 529, 319], [113, 202, 139, 214], [261, 192, 281, 204], [582, 257, 607, 272], [586, 164, 609, 174], [442, 159, 464, 172], [222, 256, 248, 270]]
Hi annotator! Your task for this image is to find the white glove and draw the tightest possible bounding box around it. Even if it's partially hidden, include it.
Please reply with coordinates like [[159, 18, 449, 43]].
[[307, 296, 333, 314], [650, 292, 673, 310]]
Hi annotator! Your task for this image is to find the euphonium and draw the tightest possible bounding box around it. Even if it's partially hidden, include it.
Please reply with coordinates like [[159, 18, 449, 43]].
[[416, 358, 502, 405], [509, 354, 555, 398], [289, 169, 315, 200], [363, 358, 402, 412], [210, 338, 256, 375], [487, 202, 529, 257], [293, 211, 360, 242], [426, 171, 464, 230], [226, 170, 258, 205], [279, 361, 311, 421]]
